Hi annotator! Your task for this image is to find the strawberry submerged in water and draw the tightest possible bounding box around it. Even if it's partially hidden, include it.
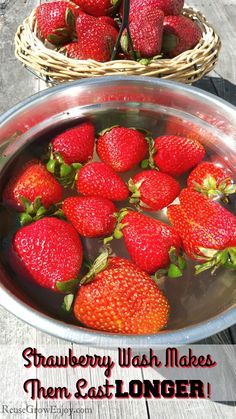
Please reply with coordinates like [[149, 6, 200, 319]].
[[50, 122, 95, 165], [148, 135, 205, 177], [76, 162, 129, 201], [47, 122, 95, 187], [74, 253, 169, 334], [11, 218, 83, 291], [36, 1, 78, 45], [111, 210, 184, 277], [62, 196, 117, 238], [187, 161, 236, 201], [167, 188, 236, 273], [2, 160, 63, 213], [97, 126, 148, 172], [128, 169, 180, 210]]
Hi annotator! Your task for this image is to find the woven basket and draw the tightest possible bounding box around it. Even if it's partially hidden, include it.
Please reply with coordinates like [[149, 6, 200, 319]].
[[15, 6, 221, 85]]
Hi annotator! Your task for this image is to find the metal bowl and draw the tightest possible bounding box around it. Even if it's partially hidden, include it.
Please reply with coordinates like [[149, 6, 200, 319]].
[[0, 76, 235, 348]]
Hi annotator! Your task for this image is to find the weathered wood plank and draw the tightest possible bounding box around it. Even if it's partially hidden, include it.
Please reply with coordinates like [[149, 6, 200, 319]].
[[190, 0, 236, 83]]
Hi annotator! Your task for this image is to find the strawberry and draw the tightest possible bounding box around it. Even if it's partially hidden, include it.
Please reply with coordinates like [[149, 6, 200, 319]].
[[121, 7, 164, 58], [72, 0, 119, 17], [167, 189, 236, 273], [3, 160, 63, 211], [76, 162, 129, 201], [62, 42, 81, 59], [47, 122, 95, 188], [98, 16, 118, 28], [97, 126, 148, 172], [128, 169, 180, 210], [151, 135, 205, 177], [162, 15, 202, 58], [187, 162, 236, 200], [36, 1, 78, 45], [114, 210, 183, 276], [51, 122, 95, 165], [12, 218, 83, 291], [62, 196, 117, 237], [120, 0, 184, 19], [76, 14, 118, 61], [74, 255, 169, 334]]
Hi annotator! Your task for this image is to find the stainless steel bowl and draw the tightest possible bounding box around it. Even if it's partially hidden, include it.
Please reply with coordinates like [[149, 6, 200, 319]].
[[0, 76, 236, 348]]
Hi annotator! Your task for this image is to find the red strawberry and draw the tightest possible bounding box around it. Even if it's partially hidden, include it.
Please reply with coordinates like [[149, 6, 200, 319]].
[[51, 122, 95, 165], [98, 16, 118, 28], [121, 7, 164, 58], [76, 162, 129, 201], [36, 1, 78, 45], [115, 210, 183, 276], [187, 162, 236, 200], [121, 0, 184, 19], [152, 135, 205, 177], [106, 256, 142, 271], [128, 170, 180, 210], [62, 42, 81, 59], [72, 0, 119, 17], [97, 126, 148, 172], [12, 218, 83, 291], [62, 196, 117, 237], [76, 14, 118, 61], [3, 160, 63, 211], [74, 256, 169, 334], [162, 15, 202, 58], [167, 189, 236, 273]]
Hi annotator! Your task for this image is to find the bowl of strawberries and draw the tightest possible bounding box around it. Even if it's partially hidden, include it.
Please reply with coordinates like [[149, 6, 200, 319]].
[[15, 0, 220, 84], [0, 76, 235, 347]]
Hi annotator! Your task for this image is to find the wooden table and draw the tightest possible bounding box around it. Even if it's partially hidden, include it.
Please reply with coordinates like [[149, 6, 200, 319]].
[[0, 1, 236, 417]]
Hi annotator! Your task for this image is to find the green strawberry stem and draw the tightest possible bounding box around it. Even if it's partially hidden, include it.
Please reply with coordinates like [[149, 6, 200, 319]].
[[141, 136, 157, 170], [80, 247, 111, 285], [154, 247, 186, 281], [195, 246, 236, 275], [103, 208, 129, 244], [46, 144, 82, 188], [19, 196, 64, 226], [193, 176, 236, 202]]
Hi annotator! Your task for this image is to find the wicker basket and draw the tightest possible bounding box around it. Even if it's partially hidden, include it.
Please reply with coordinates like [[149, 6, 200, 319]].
[[15, 6, 221, 85]]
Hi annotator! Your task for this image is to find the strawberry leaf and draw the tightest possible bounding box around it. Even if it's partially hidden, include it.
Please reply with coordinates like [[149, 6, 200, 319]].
[[54, 28, 70, 37], [195, 246, 236, 274], [47, 34, 64, 45], [47, 159, 57, 174], [20, 213, 33, 226], [168, 264, 183, 278], [56, 278, 78, 294], [99, 125, 119, 136], [65, 8, 76, 29], [62, 294, 74, 312], [80, 248, 110, 285], [140, 159, 149, 169]]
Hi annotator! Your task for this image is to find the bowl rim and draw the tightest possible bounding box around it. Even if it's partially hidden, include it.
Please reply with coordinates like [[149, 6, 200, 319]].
[[0, 76, 235, 347]]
